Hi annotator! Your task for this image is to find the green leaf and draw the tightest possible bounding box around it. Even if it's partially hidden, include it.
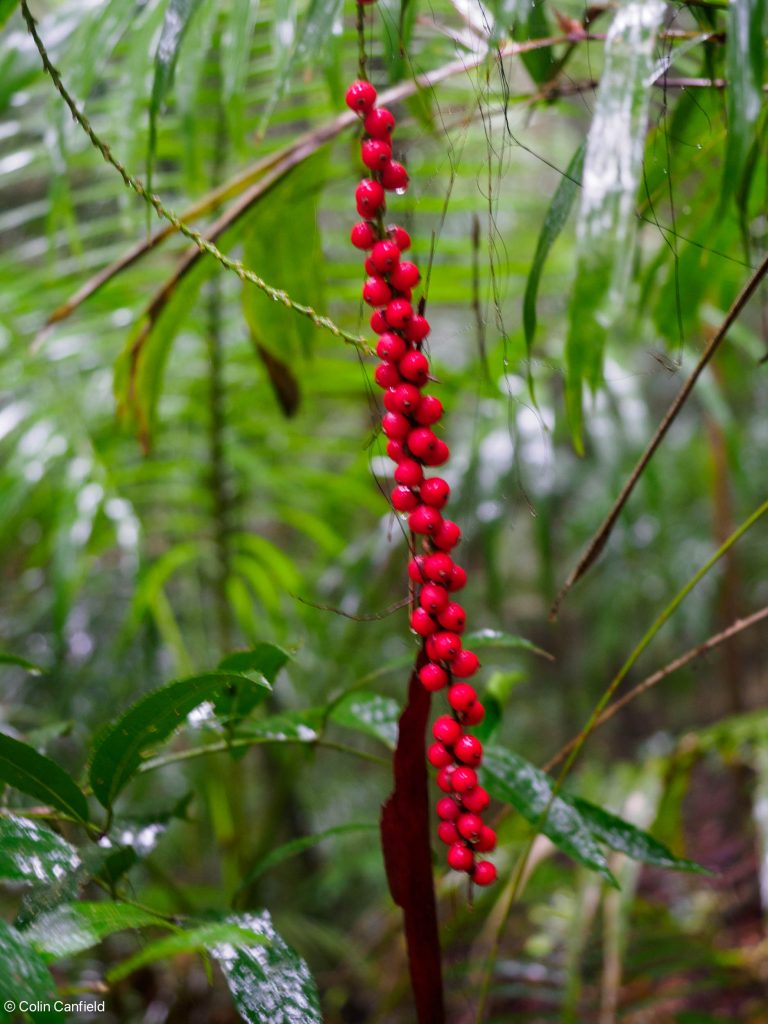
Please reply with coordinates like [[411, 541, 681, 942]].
[[329, 692, 400, 750], [0, 922, 62, 1022], [0, 734, 89, 824], [237, 708, 324, 745], [24, 901, 171, 962], [464, 629, 553, 660], [380, 0, 418, 84], [237, 822, 378, 890], [0, 651, 42, 674], [523, 143, 584, 361], [211, 911, 322, 1024], [722, 0, 766, 209], [107, 921, 266, 983], [221, 0, 260, 151], [0, 815, 80, 886], [564, 0, 666, 449], [474, 670, 525, 744], [0, 0, 19, 29], [513, 0, 554, 84], [482, 747, 617, 884], [218, 644, 291, 685], [89, 672, 271, 809]]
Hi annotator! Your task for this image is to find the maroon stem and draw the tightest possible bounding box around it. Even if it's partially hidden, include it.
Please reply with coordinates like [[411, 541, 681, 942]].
[[381, 648, 446, 1022]]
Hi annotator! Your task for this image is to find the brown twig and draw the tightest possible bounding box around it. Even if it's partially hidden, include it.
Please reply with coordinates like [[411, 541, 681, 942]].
[[550, 250, 768, 620]]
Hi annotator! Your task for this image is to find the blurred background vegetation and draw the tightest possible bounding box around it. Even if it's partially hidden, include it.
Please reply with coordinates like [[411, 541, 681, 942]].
[[1, 0, 768, 1019]]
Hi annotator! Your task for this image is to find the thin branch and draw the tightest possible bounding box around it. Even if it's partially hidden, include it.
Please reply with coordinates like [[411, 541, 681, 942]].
[[550, 251, 768, 620], [543, 604, 768, 772]]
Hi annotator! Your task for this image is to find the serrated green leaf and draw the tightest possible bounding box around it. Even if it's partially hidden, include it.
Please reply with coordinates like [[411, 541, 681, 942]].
[[89, 672, 271, 809], [24, 901, 171, 961], [0, 815, 80, 886], [329, 692, 400, 750], [0, 921, 62, 1022], [0, 651, 42, 674], [722, 0, 766, 210], [237, 822, 378, 890], [211, 911, 322, 1024], [0, 734, 89, 824]]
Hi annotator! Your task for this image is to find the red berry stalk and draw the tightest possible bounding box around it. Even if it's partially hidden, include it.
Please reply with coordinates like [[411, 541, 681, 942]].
[[346, 78, 497, 890]]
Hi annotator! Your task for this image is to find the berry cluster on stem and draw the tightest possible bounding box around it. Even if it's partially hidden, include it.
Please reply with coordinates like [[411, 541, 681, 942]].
[[345, 75, 497, 889]]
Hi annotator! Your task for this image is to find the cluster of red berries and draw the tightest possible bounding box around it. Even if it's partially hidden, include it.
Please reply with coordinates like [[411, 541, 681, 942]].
[[345, 77, 497, 888]]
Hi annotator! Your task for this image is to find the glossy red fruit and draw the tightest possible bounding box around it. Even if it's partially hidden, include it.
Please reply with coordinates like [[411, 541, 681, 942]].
[[350, 221, 376, 249], [407, 428, 438, 461], [455, 734, 483, 766], [356, 179, 385, 216], [420, 584, 450, 615], [405, 315, 430, 342], [419, 662, 448, 692], [370, 240, 400, 273], [462, 785, 490, 814], [391, 485, 419, 512], [381, 412, 410, 440], [386, 299, 414, 329], [381, 160, 409, 191], [408, 555, 426, 582], [423, 552, 453, 583], [463, 700, 485, 726], [451, 649, 479, 678], [386, 383, 421, 414], [364, 107, 396, 139], [409, 505, 443, 535], [421, 477, 450, 508], [376, 333, 407, 362], [451, 766, 478, 793], [436, 765, 456, 792], [427, 742, 453, 769], [422, 439, 450, 467], [437, 821, 459, 845], [370, 310, 388, 333], [375, 362, 401, 389], [395, 460, 423, 487], [447, 564, 468, 592], [431, 631, 461, 662], [473, 861, 497, 886], [363, 277, 392, 307], [415, 396, 443, 426], [411, 606, 437, 636], [475, 826, 497, 853], [399, 350, 429, 385], [345, 80, 377, 113], [364, 257, 378, 276], [436, 796, 460, 821], [438, 602, 466, 633], [424, 634, 440, 660], [387, 225, 411, 250], [448, 683, 477, 713], [390, 261, 420, 290], [433, 715, 461, 746], [433, 519, 461, 551], [457, 813, 483, 842], [361, 138, 392, 170], [447, 843, 474, 872]]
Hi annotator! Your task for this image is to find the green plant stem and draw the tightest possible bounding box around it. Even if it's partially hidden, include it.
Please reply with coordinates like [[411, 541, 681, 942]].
[[139, 736, 389, 773], [476, 495, 768, 1022]]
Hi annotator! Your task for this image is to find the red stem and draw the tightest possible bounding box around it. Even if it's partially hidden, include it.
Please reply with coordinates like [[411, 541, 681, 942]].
[[380, 648, 446, 1022]]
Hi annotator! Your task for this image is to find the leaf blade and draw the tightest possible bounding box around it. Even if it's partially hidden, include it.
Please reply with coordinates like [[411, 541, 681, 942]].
[[0, 734, 90, 824]]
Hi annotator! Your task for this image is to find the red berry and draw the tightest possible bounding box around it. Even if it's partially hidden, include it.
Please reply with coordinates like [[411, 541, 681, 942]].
[[462, 786, 490, 814], [364, 107, 396, 139], [436, 764, 456, 791], [447, 843, 474, 872], [420, 584, 450, 615], [409, 505, 443, 535], [408, 555, 426, 582], [448, 564, 467, 591], [432, 631, 462, 661], [457, 813, 483, 842], [364, 257, 378, 276], [381, 412, 410, 440], [475, 826, 496, 853], [356, 179, 385, 216], [411, 606, 437, 636], [363, 276, 392, 307], [407, 428, 438, 461], [463, 700, 485, 726], [376, 333, 407, 362], [345, 80, 377, 113], [370, 240, 400, 273], [390, 261, 420, 290], [436, 796, 460, 821], [361, 138, 392, 170], [381, 160, 409, 191], [385, 383, 421, 414], [433, 715, 461, 746], [422, 439, 450, 467], [433, 519, 461, 551], [451, 649, 479, 678], [415, 396, 443, 426], [423, 553, 453, 583], [452, 767, 478, 793], [437, 821, 459, 845], [387, 224, 411, 250], [455, 734, 483, 767], [424, 635, 440, 660], [405, 315, 430, 342], [399, 350, 429, 385], [392, 485, 419, 512], [449, 683, 477, 713], [375, 362, 401, 389], [386, 299, 414, 329], [438, 602, 466, 633], [473, 861, 497, 886], [395, 460, 423, 487], [386, 440, 406, 463], [427, 742, 453, 769], [350, 221, 376, 249], [419, 662, 448, 692], [370, 310, 388, 333], [421, 477, 450, 508]]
